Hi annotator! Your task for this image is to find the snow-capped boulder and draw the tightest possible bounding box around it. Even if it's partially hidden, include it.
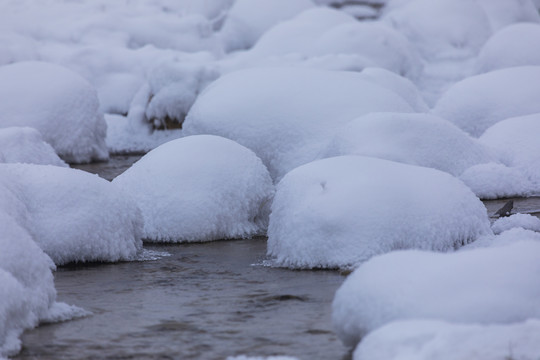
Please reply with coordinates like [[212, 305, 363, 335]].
[[353, 319, 540, 360], [219, 0, 314, 52], [0, 127, 67, 167], [184, 67, 414, 180], [433, 66, 540, 137], [113, 135, 274, 242], [324, 113, 492, 176], [0, 164, 143, 265], [267, 156, 491, 269], [332, 240, 540, 348], [479, 113, 540, 187], [477, 23, 540, 73], [0, 61, 108, 163]]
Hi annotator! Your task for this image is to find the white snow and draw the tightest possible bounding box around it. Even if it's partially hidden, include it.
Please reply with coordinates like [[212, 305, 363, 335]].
[[476, 23, 540, 73], [492, 213, 540, 234], [0, 163, 143, 265], [226, 356, 299, 360], [113, 135, 274, 242], [324, 112, 493, 176], [464, 227, 540, 249], [332, 240, 540, 348], [184, 67, 414, 180], [267, 156, 491, 269], [433, 66, 540, 137], [0, 61, 108, 163], [353, 319, 540, 360], [0, 127, 67, 167]]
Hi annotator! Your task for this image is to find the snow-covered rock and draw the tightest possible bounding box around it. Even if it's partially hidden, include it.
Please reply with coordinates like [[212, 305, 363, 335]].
[[477, 23, 540, 73], [479, 113, 540, 188], [324, 113, 492, 176], [332, 240, 540, 348], [353, 319, 540, 360], [219, 0, 314, 52], [113, 135, 274, 242], [267, 156, 491, 269], [0, 164, 143, 265], [0, 127, 67, 167], [0, 61, 108, 163], [433, 66, 540, 137], [492, 213, 540, 235], [459, 162, 535, 199], [184, 67, 414, 180]]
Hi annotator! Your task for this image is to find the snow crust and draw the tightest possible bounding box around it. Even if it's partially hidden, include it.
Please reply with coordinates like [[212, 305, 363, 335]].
[[433, 66, 540, 137], [332, 240, 540, 348], [184, 67, 414, 180], [353, 319, 540, 360], [267, 156, 491, 269], [0, 164, 143, 265], [113, 135, 274, 242], [324, 112, 493, 176], [0, 61, 108, 163], [0, 127, 67, 167]]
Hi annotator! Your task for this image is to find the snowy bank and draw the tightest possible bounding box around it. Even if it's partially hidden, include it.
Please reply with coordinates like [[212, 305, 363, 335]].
[[184, 67, 414, 180], [332, 240, 540, 348], [353, 319, 540, 360], [0, 164, 143, 265], [324, 112, 493, 176], [267, 156, 491, 269], [0, 61, 108, 163], [113, 135, 274, 242], [0, 127, 67, 167]]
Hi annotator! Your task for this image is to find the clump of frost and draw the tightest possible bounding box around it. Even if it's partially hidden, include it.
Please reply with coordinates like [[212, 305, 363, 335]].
[[0, 164, 143, 265], [219, 0, 314, 52], [460, 162, 534, 199], [433, 66, 540, 137], [267, 156, 491, 269], [332, 240, 540, 348], [184, 67, 414, 181], [476, 23, 540, 73], [492, 214, 540, 235], [0, 127, 67, 167], [0, 61, 108, 163], [353, 319, 540, 360], [113, 135, 274, 242], [324, 113, 493, 176]]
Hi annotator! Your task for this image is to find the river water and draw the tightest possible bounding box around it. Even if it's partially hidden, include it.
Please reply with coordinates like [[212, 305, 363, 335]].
[[15, 156, 540, 360]]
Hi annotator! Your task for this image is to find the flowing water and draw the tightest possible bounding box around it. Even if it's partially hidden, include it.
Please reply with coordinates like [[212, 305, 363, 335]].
[[15, 156, 540, 360]]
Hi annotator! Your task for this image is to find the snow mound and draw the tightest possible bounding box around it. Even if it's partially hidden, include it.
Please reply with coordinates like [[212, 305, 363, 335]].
[[113, 135, 274, 242], [477, 23, 540, 73], [0, 164, 143, 265], [480, 113, 540, 188], [475, 0, 539, 32], [0, 61, 108, 163], [267, 156, 491, 269], [492, 214, 540, 235], [332, 240, 540, 348], [184, 67, 414, 180], [433, 66, 540, 137], [219, 0, 314, 52], [459, 162, 534, 199], [324, 113, 493, 176], [464, 227, 540, 249], [353, 319, 540, 360], [382, 0, 492, 61], [0, 127, 67, 167], [226, 356, 299, 360]]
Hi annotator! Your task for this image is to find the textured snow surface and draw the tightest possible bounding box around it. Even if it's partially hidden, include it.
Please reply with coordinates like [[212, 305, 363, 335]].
[[324, 112, 493, 176], [267, 156, 491, 269], [464, 227, 540, 249], [353, 319, 540, 360], [0, 61, 108, 163], [113, 135, 274, 242], [0, 164, 143, 265], [184, 67, 414, 180], [0, 127, 67, 167], [492, 213, 540, 235], [433, 66, 540, 137], [332, 240, 540, 348]]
